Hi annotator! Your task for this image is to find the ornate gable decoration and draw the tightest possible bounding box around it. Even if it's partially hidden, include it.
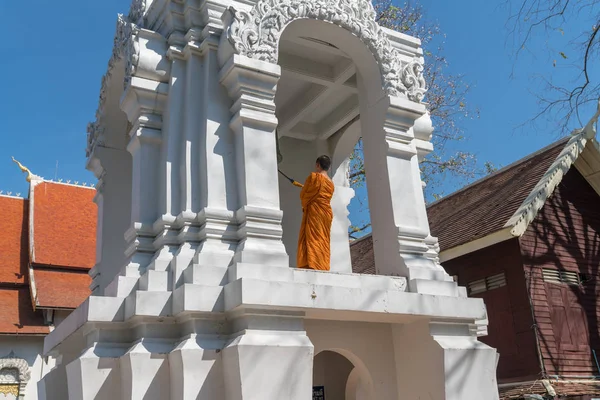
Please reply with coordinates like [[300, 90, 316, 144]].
[[223, 0, 426, 102], [86, 11, 141, 157]]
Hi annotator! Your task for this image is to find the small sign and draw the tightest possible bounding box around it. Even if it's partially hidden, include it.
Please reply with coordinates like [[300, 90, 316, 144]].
[[313, 386, 325, 400]]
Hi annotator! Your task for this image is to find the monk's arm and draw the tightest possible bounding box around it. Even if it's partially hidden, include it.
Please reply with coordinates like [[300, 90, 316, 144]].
[[300, 174, 319, 210]]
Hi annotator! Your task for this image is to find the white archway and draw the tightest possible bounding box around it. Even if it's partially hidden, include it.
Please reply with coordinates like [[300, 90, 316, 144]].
[[219, 0, 426, 101], [313, 348, 374, 400], [218, 0, 449, 282]]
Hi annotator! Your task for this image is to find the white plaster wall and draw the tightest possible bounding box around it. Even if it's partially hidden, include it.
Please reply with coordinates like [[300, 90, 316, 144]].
[[52, 310, 71, 328], [95, 148, 132, 295], [0, 336, 53, 400], [305, 319, 397, 399], [313, 350, 354, 400]]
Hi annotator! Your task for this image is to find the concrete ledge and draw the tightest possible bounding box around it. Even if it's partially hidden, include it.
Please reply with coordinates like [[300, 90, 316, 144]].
[[230, 264, 407, 291], [224, 278, 486, 323], [43, 296, 125, 355]]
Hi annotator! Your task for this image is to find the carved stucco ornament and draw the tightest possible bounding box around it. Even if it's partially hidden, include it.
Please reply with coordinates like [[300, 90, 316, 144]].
[[86, 13, 141, 157], [223, 0, 427, 102], [128, 0, 146, 27], [0, 353, 30, 384], [0, 351, 30, 398]]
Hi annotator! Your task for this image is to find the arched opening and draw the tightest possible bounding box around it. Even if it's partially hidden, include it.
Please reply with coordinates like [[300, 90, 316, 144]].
[[274, 18, 385, 272], [313, 350, 373, 400]]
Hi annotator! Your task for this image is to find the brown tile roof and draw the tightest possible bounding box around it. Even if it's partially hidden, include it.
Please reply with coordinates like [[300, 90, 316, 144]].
[[350, 137, 572, 273], [499, 380, 600, 399], [31, 182, 97, 269], [0, 196, 28, 285], [350, 236, 375, 274], [427, 138, 567, 251], [0, 288, 49, 335], [32, 268, 91, 309]]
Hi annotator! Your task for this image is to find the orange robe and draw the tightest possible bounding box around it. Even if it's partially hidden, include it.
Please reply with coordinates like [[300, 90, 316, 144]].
[[297, 172, 334, 271]]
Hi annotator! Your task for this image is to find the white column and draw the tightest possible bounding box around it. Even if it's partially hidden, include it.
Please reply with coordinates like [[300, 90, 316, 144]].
[[169, 334, 226, 399], [219, 55, 289, 268], [330, 158, 355, 273], [392, 320, 499, 400], [222, 311, 314, 400], [188, 28, 238, 271], [361, 95, 454, 291], [65, 344, 121, 400], [120, 341, 171, 400]]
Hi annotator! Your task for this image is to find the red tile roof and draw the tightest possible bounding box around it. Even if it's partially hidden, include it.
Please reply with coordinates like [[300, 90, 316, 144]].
[[0, 196, 28, 284], [426, 139, 567, 251], [31, 182, 97, 269], [32, 268, 91, 309], [0, 288, 49, 335], [0, 180, 96, 332]]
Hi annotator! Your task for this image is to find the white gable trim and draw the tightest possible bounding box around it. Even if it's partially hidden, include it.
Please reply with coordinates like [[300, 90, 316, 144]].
[[439, 227, 513, 263], [505, 132, 590, 237]]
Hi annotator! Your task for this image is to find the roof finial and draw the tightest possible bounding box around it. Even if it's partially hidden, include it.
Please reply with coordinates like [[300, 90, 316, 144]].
[[11, 157, 34, 182]]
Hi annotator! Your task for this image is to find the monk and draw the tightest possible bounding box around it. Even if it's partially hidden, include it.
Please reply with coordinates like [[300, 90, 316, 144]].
[[297, 155, 335, 271]]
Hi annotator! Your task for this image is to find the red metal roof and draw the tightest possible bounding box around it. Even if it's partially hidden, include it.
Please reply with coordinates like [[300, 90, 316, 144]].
[[0, 288, 49, 335], [32, 268, 91, 309], [0, 196, 28, 284], [31, 182, 97, 269]]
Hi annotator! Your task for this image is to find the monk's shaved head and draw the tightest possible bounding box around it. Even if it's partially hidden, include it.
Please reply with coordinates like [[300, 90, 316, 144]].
[[316, 155, 331, 171]]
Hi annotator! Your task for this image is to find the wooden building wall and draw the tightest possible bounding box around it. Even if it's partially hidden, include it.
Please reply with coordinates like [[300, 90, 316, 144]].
[[520, 168, 600, 377], [443, 239, 541, 381]]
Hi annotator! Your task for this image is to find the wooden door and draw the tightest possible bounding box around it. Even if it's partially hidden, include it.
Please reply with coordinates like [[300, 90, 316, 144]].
[[547, 283, 589, 352]]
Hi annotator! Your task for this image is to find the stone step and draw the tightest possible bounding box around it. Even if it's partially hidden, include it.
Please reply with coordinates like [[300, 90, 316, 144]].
[[183, 265, 229, 286], [173, 284, 224, 314], [104, 276, 139, 298], [124, 291, 172, 320]]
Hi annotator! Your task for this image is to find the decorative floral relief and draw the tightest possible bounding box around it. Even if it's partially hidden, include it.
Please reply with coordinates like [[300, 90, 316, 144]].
[[86, 13, 140, 158], [224, 0, 427, 101], [0, 353, 30, 384], [0, 369, 17, 385], [0, 384, 19, 397]]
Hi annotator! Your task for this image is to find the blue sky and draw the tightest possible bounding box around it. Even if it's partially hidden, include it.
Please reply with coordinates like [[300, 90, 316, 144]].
[[0, 0, 594, 230]]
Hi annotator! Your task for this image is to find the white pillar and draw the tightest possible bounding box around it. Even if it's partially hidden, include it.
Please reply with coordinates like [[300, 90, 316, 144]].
[[169, 335, 225, 399], [65, 344, 121, 400], [361, 95, 453, 291], [392, 320, 499, 400], [189, 28, 238, 271], [219, 55, 289, 268], [330, 158, 355, 273], [221, 311, 314, 400], [120, 341, 171, 400]]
